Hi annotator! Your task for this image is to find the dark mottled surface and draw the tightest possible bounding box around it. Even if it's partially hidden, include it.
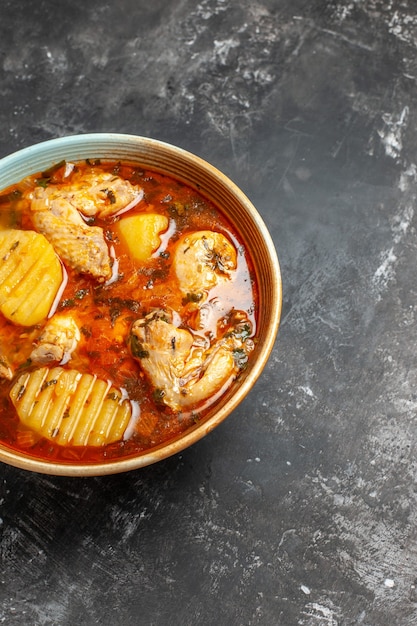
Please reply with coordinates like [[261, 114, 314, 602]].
[[2, 1, 417, 624]]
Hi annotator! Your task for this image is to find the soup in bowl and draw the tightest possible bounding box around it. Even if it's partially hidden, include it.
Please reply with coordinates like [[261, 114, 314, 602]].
[[0, 134, 282, 476]]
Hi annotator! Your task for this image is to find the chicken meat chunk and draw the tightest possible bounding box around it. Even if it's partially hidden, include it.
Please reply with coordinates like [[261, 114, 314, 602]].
[[30, 314, 80, 365], [0, 353, 13, 380], [173, 231, 237, 297], [128, 308, 254, 412], [30, 187, 112, 281], [32, 169, 143, 219]]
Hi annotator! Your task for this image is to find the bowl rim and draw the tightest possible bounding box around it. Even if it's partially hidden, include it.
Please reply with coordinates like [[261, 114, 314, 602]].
[[0, 133, 282, 476]]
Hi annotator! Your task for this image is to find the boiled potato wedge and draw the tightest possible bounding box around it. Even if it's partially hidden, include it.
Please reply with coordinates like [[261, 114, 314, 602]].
[[116, 213, 169, 262], [10, 366, 132, 447], [0, 229, 63, 326]]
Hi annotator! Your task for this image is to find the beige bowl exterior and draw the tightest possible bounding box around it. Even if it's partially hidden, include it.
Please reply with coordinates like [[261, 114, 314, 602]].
[[0, 134, 282, 476]]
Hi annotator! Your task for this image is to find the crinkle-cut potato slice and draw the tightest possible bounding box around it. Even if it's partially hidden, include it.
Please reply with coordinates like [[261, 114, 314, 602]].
[[116, 213, 169, 262], [10, 367, 132, 447], [0, 229, 62, 326]]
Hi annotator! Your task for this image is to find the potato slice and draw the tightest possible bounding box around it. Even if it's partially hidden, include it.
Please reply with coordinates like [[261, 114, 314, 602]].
[[0, 229, 63, 326], [10, 367, 132, 447], [116, 213, 169, 262]]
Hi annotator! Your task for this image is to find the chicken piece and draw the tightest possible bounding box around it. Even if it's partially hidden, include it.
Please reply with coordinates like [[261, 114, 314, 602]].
[[128, 308, 254, 412], [30, 187, 86, 225], [173, 230, 237, 297], [30, 188, 111, 281], [31, 170, 143, 219], [0, 354, 13, 380], [30, 314, 80, 365]]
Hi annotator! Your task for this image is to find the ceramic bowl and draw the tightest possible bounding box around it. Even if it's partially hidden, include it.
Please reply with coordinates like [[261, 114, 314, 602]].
[[0, 133, 282, 476]]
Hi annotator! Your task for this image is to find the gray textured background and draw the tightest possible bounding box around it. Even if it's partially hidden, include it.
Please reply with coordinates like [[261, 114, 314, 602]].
[[1, 1, 417, 624]]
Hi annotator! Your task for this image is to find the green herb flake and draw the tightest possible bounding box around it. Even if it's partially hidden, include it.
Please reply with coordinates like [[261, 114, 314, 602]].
[[60, 298, 75, 308], [35, 178, 50, 189], [183, 292, 203, 304], [3, 240, 20, 261], [75, 289, 89, 300], [41, 160, 66, 179], [232, 349, 248, 370], [0, 189, 22, 205], [41, 379, 58, 392], [129, 335, 149, 359], [192, 411, 200, 424], [234, 323, 252, 341], [16, 385, 26, 400], [153, 388, 165, 403], [107, 189, 116, 204]]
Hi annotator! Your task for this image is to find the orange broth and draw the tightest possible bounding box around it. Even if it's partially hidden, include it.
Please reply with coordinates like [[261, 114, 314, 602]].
[[0, 160, 258, 464]]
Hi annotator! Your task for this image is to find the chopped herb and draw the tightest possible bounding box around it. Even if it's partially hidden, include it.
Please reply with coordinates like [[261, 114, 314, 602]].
[[108, 344, 122, 354], [105, 229, 118, 242], [233, 323, 252, 341], [87, 350, 100, 359], [16, 385, 26, 400], [3, 240, 20, 261], [62, 408, 70, 419], [94, 295, 140, 313], [41, 379, 58, 392], [106, 392, 120, 402], [35, 177, 50, 188], [148, 266, 170, 282], [60, 298, 75, 308], [129, 168, 145, 182], [129, 335, 149, 359], [167, 200, 188, 216], [183, 292, 203, 304], [75, 289, 89, 300], [153, 388, 165, 403], [232, 349, 248, 369], [110, 307, 121, 325], [107, 189, 116, 204], [80, 326, 92, 338], [0, 189, 22, 205], [41, 160, 66, 179]]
